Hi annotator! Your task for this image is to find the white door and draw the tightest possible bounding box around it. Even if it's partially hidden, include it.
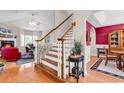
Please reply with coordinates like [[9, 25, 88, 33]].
[[90, 27, 97, 56]]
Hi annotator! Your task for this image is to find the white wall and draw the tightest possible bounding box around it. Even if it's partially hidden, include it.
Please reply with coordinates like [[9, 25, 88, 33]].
[[39, 10, 73, 45], [96, 44, 108, 49], [85, 46, 91, 62], [68, 10, 93, 75], [53, 10, 72, 43], [90, 27, 97, 56], [85, 27, 97, 59]]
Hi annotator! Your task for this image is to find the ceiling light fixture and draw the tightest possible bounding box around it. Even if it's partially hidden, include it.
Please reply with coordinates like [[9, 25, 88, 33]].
[[29, 20, 40, 26], [29, 13, 40, 26]]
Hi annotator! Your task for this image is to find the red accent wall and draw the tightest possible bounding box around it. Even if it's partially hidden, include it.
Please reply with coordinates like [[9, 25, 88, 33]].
[[86, 21, 95, 45], [95, 24, 124, 45]]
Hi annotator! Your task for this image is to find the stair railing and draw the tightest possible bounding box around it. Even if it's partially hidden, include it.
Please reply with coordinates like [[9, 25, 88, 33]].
[[36, 43, 52, 64], [35, 13, 74, 65], [35, 13, 73, 42], [57, 22, 76, 79], [35, 13, 73, 64]]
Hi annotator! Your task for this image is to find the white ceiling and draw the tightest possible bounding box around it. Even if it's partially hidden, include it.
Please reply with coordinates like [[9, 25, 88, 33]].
[[0, 10, 55, 31], [87, 10, 124, 28]]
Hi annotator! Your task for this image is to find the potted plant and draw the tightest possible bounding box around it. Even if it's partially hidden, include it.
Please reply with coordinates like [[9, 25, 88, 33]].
[[0, 58, 6, 72], [71, 41, 83, 56]]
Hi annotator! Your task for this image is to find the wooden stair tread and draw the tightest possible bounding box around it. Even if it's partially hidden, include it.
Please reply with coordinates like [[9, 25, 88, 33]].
[[64, 38, 73, 40], [37, 63, 57, 75], [35, 64, 65, 83], [67, 33, 73, 35], [65, 36, 73, 37], [42, 58, 58, 66], [50, 50, 58, 52], [52, 46, 72, 49], [56, 42, 73, 44], [46, 54, 58, 58]]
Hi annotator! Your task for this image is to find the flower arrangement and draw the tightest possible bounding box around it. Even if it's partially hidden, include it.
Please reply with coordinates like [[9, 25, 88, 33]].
[[0, 58, 6, 67]]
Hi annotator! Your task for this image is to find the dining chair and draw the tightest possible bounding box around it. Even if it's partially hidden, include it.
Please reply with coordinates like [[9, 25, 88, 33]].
[[104, 49, 117, 66]]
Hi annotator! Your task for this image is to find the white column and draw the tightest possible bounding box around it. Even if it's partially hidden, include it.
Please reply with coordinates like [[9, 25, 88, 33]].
[[34, 42, 39, 64], [57, 41, 62, 79]]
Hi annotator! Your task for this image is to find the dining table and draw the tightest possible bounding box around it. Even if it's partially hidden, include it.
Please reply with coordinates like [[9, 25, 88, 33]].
[[110, 50, 124, 71]]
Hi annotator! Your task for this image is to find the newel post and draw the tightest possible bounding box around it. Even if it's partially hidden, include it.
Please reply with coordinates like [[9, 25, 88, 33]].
[[58, 38, 65, 80], [61, 39, 65, 79]]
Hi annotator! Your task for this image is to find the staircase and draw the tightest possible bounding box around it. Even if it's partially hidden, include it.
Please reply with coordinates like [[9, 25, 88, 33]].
[[35, 14, 75, 82]]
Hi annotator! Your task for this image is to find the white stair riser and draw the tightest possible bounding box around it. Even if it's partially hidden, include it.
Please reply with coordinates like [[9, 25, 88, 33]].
[[45, 55, 58, 62], [65, 34, 73, 36], [65, 38, 74, 40], [64, 37, 74, 39], [45, 54, 70, 63], [56, 41, 74, 43], [52, 47, 73, 50], [54, 43, 74, 46], [65, 35, 73, 37], [52, 48, 72, 52], [68, 32, 73, 34], [52, 44, 74, 47], [42, 60, 57, 70], [49, 51, 58, 55], [49, 51, 70, 56]]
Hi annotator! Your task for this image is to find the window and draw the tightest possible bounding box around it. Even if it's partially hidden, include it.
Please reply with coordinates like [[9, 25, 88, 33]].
[[25, 35, 33, 45], [21, 34, 37, 46]]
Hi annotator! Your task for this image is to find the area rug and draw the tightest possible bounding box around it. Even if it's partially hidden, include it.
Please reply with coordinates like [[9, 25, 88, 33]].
[[16, 59, 34, 65], [91, 59, 124, 79]]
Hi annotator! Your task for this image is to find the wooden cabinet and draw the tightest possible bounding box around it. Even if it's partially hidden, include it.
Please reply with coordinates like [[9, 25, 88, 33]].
[[121, 30, 124, 49], [109, 29, 124, 52]]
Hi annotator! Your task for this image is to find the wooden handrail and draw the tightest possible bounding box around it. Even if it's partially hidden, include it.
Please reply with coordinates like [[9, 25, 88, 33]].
[[58, 22, 76, 41], [35, 13, 74, 42], [58, 21, 76, 79]]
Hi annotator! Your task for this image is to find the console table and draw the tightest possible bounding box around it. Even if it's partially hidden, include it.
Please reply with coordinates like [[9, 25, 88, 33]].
[[68, 55, 84, 83]]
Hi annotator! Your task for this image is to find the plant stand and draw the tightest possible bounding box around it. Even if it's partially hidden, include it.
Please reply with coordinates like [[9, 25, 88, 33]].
[[68, 55, 84, 83]]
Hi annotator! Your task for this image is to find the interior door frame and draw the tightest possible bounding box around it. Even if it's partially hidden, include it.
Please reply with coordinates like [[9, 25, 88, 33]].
[[90, 27, 96, 56]]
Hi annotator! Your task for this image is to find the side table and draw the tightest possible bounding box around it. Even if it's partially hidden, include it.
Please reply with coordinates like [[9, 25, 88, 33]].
[[68, 55, 84, 83]]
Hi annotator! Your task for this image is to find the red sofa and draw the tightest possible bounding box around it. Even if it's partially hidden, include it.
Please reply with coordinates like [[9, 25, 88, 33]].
[[1, 47, 21, 62]]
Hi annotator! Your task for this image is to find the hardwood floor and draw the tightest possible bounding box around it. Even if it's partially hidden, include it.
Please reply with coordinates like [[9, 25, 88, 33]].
[[0, 56, 124, 83], [0, 62, 57, 83], [66, 56, 124, 83]]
